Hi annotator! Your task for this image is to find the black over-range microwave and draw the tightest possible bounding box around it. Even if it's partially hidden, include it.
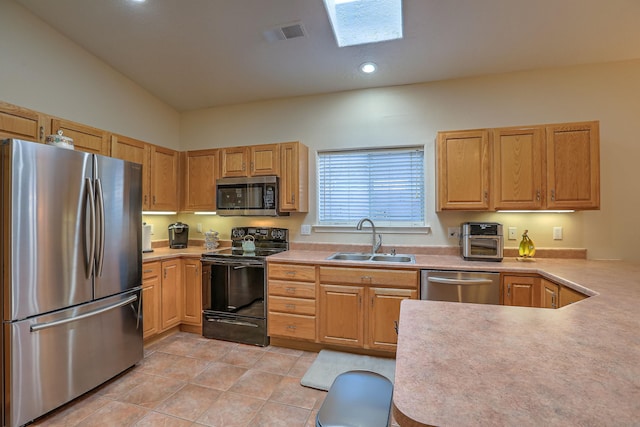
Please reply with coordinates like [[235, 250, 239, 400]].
[[216, 176, 287, 216]]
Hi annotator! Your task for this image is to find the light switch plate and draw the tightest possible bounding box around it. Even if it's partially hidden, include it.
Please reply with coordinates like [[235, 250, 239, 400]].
[[553, 226, 563, 240], [301, 224, 312, 235]]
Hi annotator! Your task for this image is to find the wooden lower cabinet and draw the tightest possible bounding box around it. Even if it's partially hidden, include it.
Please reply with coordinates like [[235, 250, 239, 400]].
[[182, 259, 202, 327], [503, 275, 540, 307], [267, 263, 317, 341], [318, 266, 418, 352], [541, 279, 559, 309], [160, 259, 182, 331], [319, 284, 365, 347], [504, 274, 587, 309], [142, 262, 161, 339], [144, 257, 205, 340], [369, 287, 417, 350]]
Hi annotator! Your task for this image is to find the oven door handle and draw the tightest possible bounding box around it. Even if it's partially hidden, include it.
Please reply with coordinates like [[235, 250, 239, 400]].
[[207, 317, 259, 328], [232, 264, 261, 269]]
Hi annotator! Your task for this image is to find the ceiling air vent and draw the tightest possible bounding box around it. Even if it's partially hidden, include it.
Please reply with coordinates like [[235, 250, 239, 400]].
[[263, 22, 307, 42]]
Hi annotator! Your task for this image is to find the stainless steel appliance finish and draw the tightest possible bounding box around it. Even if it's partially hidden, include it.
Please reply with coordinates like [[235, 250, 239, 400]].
[[1, 139, 143, 427], [216, 176, 287, 216], [421, 270, 500, 305], [461, 222, 504, 261], [201, 227, 289, 346]]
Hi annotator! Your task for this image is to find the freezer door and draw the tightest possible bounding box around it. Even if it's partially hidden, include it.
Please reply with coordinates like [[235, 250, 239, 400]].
[[93, 154, 142, 299], [3, 289, 143, 427], [2, 140, 93, 320]]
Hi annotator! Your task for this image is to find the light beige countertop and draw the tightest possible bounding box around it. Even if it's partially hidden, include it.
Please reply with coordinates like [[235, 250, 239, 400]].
[[268, 251, 640, 426], [142, 246, 215, 262]]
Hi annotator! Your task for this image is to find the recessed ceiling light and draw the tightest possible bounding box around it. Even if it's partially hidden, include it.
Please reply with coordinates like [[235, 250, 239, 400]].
[[323, 0, 403, 47], [360, 62, 377, 73]]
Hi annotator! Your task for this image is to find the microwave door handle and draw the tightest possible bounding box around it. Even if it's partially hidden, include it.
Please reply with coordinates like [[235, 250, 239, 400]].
[[428, 277, 494, 286]]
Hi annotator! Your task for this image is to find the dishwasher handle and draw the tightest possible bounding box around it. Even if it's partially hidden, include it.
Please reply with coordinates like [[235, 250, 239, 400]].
[[427, 276, 495, 286]]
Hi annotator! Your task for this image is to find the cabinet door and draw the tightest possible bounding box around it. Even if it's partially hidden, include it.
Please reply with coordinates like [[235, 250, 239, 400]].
[[437, 130, 491, 210], [493, 126, 544, 210], [51, 118, 109, 155], [319, 284, 364, 347], [160, 260, 181, 331], [368, 287, 417, 351], [142, 276, 160, 339], [541, 279, 559, 309], [182, 259, 202, 326], [503, 275, 540, 307], [221, 146, 248, 177], [111, 135, 152, 210], [185, 149, 219, 211], [142, 262, 161, 339], [150, 145, 179, 211], [546, 121, 600, 209], [0, 101, 46, 142], [279, 141, 309, 212], [250, 143, 279, 176]]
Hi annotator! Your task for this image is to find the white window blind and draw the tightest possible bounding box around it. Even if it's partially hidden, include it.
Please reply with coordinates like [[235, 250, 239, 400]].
[[318, 147, 425, 226]]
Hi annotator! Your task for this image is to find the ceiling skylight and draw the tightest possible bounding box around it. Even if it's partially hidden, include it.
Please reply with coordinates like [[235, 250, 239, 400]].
[[323, 0, 403, 47]]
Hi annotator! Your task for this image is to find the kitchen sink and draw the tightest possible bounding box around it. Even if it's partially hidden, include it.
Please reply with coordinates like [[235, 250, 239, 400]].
[[326, 252, 415, 263]]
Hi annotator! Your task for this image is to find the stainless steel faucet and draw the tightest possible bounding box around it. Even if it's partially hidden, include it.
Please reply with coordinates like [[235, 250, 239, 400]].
[[356, 218, 382, 255]]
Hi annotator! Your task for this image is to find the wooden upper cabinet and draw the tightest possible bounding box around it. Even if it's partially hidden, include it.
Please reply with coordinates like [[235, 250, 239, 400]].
[[437, 129, 491, 211], [51, 118, 110, 155], [493, 126, 545, 210], [111, 135, 152, 209], [221, 144, 280, 177], [250, 143, 279, 176], [184, 149, 219, 211], [546, 121, 600, 210], [279, 141, 309, 212], [221, 146, 248, 177], [150, 145, 179, 211], [0, 101, 46, 142]]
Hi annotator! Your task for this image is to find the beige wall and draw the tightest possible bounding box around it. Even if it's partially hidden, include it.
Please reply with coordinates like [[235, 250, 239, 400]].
[[0, 0, 180, 149], [181, 60, 640, 261]]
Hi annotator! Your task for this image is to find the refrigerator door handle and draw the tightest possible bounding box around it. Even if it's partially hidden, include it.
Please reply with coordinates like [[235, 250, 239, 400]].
[[30, 295, 138, 332], [85, 177, 96, 279], [95, 178, 106, 276]]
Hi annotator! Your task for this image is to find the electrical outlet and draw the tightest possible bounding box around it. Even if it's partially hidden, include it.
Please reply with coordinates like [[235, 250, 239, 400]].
[[197, 223, 203, 233], [553, 226, 563, 240], [301, 224, 312, 235], [149, 224, 154, 235], [508, 227, 517, 240], [447, 227, 460, 239]]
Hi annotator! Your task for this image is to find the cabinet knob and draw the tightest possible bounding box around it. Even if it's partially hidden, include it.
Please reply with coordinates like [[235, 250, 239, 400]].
[[536, 190, 541, 201]]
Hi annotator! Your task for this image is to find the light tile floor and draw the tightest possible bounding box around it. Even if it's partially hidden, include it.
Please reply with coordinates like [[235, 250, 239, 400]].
[[31, 332, 400, 426]]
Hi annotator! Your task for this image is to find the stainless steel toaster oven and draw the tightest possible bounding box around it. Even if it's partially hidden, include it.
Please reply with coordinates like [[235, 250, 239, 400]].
[[461, 222, 503, 261]]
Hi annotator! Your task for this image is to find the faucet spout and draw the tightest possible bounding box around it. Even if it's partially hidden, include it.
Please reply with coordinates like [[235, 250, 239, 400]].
[[356, 218, 382, 255]]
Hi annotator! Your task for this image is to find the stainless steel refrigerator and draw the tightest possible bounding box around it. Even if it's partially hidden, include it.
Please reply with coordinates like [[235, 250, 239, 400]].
[[1, 139, 143, 427]]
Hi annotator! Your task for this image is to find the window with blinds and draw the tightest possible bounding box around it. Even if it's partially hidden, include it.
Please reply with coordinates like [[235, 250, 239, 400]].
[[318, 146, 425, 226]]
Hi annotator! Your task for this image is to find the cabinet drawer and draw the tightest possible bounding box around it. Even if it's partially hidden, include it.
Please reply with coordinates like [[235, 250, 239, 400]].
[[143, 262, 160, 280], [268, 280, 316, 299], [319, 267, 418, 288], [268, 263, 316, 282], [269, 296, 315, 315], [268, 312, 316, 340]]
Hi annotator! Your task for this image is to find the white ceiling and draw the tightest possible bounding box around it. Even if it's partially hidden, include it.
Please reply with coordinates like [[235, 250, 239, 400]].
[[15, 0, 640, 112]]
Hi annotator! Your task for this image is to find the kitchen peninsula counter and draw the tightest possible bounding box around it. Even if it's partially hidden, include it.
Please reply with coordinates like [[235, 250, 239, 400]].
[[267, 251, 640, 426]]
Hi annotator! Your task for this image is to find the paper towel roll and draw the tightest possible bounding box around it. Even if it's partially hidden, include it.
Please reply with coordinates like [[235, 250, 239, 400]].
[[142, 224, 153, 253]]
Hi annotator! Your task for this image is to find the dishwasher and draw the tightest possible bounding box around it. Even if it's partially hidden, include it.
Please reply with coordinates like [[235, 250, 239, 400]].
[[420, 270, 500, 305]]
